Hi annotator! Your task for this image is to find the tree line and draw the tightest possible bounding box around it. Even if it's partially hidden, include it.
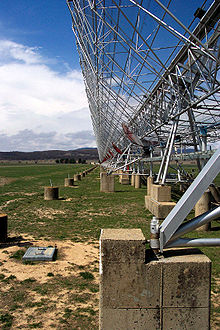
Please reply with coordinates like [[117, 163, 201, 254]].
[[55, 158, 87, 164]]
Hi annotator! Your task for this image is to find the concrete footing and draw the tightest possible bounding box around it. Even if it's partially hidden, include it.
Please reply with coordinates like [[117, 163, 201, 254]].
[[134, 175, 141, 189], [131, 174, 135, 186], [74, 174, 80, 181], [147, 176, 154, 196], [64, 178, 74, 187], [99, 229, 211, 330], [195, 190, 211, 231], [0, 214, 7, 242], [120, 174, 130, 185], [145, 183, 175, 218], [100, 172, 114, 192], [44, 187, 59, 200], [145, 196, 176, 218], [151, 184, 171, 202]]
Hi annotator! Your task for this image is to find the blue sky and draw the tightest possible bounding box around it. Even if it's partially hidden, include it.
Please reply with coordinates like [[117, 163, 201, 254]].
[[0, 0, 94, 151], [0, 0, 80, 73], [0, 0, 213, 152]]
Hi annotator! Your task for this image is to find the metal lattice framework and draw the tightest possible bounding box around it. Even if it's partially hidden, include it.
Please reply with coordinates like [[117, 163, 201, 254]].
[[67, 1, 220, 251], [67, 0, 220, 176]]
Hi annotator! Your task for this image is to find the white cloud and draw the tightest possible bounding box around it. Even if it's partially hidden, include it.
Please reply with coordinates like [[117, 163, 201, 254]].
[[0, 129, 96, 152], [0, 39, 94, 151], [0, 40, 42, 65]]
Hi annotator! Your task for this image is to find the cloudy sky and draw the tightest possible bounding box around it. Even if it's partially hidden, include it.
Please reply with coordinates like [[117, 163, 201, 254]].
[[0, 0, 96, 151]]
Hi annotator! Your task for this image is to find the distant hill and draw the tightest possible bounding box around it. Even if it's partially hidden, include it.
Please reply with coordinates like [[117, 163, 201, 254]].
[[0, 148, 99, 161]]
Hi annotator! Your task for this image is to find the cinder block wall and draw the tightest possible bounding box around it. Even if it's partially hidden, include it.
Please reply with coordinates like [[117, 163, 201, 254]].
[[99, 229, 211, 330]]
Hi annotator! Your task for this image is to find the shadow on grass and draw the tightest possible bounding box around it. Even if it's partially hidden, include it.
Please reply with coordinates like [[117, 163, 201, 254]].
[[211, 226, 220, 231], [0, 236, 33, 249], [115, 190, 133, 193]]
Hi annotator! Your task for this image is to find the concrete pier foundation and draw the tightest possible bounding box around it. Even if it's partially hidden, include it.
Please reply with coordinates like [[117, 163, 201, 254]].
[[120, 174, 130, 185], [0, 214, 7, 242], [64, 178, 74, 187], [147, 176, 154, 196], [99, 229, 211, 330], [134, 174, 141, 189], [44, 187, 59, 200], [145, 184, 175, 219], [195, 190, 211, 231], [74, 174, 80, 181], [100, 172, 115, 192], [131, 174, 135, 186]]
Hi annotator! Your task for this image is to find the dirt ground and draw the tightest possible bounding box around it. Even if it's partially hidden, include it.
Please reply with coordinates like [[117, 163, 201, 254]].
[[0, 235, 99, 329], [0, 236, 99, 283]]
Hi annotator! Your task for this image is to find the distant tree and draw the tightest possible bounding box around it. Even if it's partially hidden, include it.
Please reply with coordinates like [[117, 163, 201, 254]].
[[60, 159, 65, 164], [69, 158, 76, 164], [55, 159, 60, 164], [78, 158, 82, 163], [82, 159, 87, 164], [65, 158, 69, 164]]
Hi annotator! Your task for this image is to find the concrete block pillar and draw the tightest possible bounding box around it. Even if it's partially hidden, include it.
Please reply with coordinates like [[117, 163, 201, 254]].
[[131, 174, 135, 186], [73, 174, 79, 181], [100, 172, 114, 192], [147, 176, 154, 196], [195, 190, 211, 231], [100, 229, 159, 329], [64, 178, 74, 187], [119, 171, 123, 184], [100, 229, 211, 330], [151, 184, 171, 202], [120, 174, 130, 185], [145, 184, 175, 219], [0, 214, 7, 242], [44, 187, 59, 200], [134, 174, 141, 189]]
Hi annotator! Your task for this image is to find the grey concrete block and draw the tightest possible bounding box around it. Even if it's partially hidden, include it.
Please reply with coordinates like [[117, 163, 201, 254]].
[[134, 175, 141, 189], [100, 229, 146, 264], [100, 261, 161, 308], [162, 307, 210, 330], [120, 174, 130, 185], [131, 174, 135, 186], [147, 176, 154, 196], [145, 196, 176, 218], [100, 172, 115, 192], [151, 184, 171, 202], [100, 308, 160, 330], [64, 178, 74, 187], [162, 249, 211, 308]]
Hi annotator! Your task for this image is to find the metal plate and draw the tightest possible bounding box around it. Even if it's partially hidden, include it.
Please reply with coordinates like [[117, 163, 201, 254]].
[[22, 247, 56, 261]]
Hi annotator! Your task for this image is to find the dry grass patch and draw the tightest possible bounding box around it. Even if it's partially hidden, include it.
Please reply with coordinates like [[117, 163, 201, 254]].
[[0, 178, 16, 186], [33, 208, 66, 220]]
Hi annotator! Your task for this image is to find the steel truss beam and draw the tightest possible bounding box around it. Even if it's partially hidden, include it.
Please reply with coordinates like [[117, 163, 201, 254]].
[[160, 147, 220, 251]]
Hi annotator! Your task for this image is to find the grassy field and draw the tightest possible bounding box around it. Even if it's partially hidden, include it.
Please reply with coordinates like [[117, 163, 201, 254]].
[[0, 164, 219, 329]]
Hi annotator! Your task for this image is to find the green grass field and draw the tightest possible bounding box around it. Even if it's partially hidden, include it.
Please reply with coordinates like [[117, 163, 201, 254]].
[[0, 164, 219, 328]]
